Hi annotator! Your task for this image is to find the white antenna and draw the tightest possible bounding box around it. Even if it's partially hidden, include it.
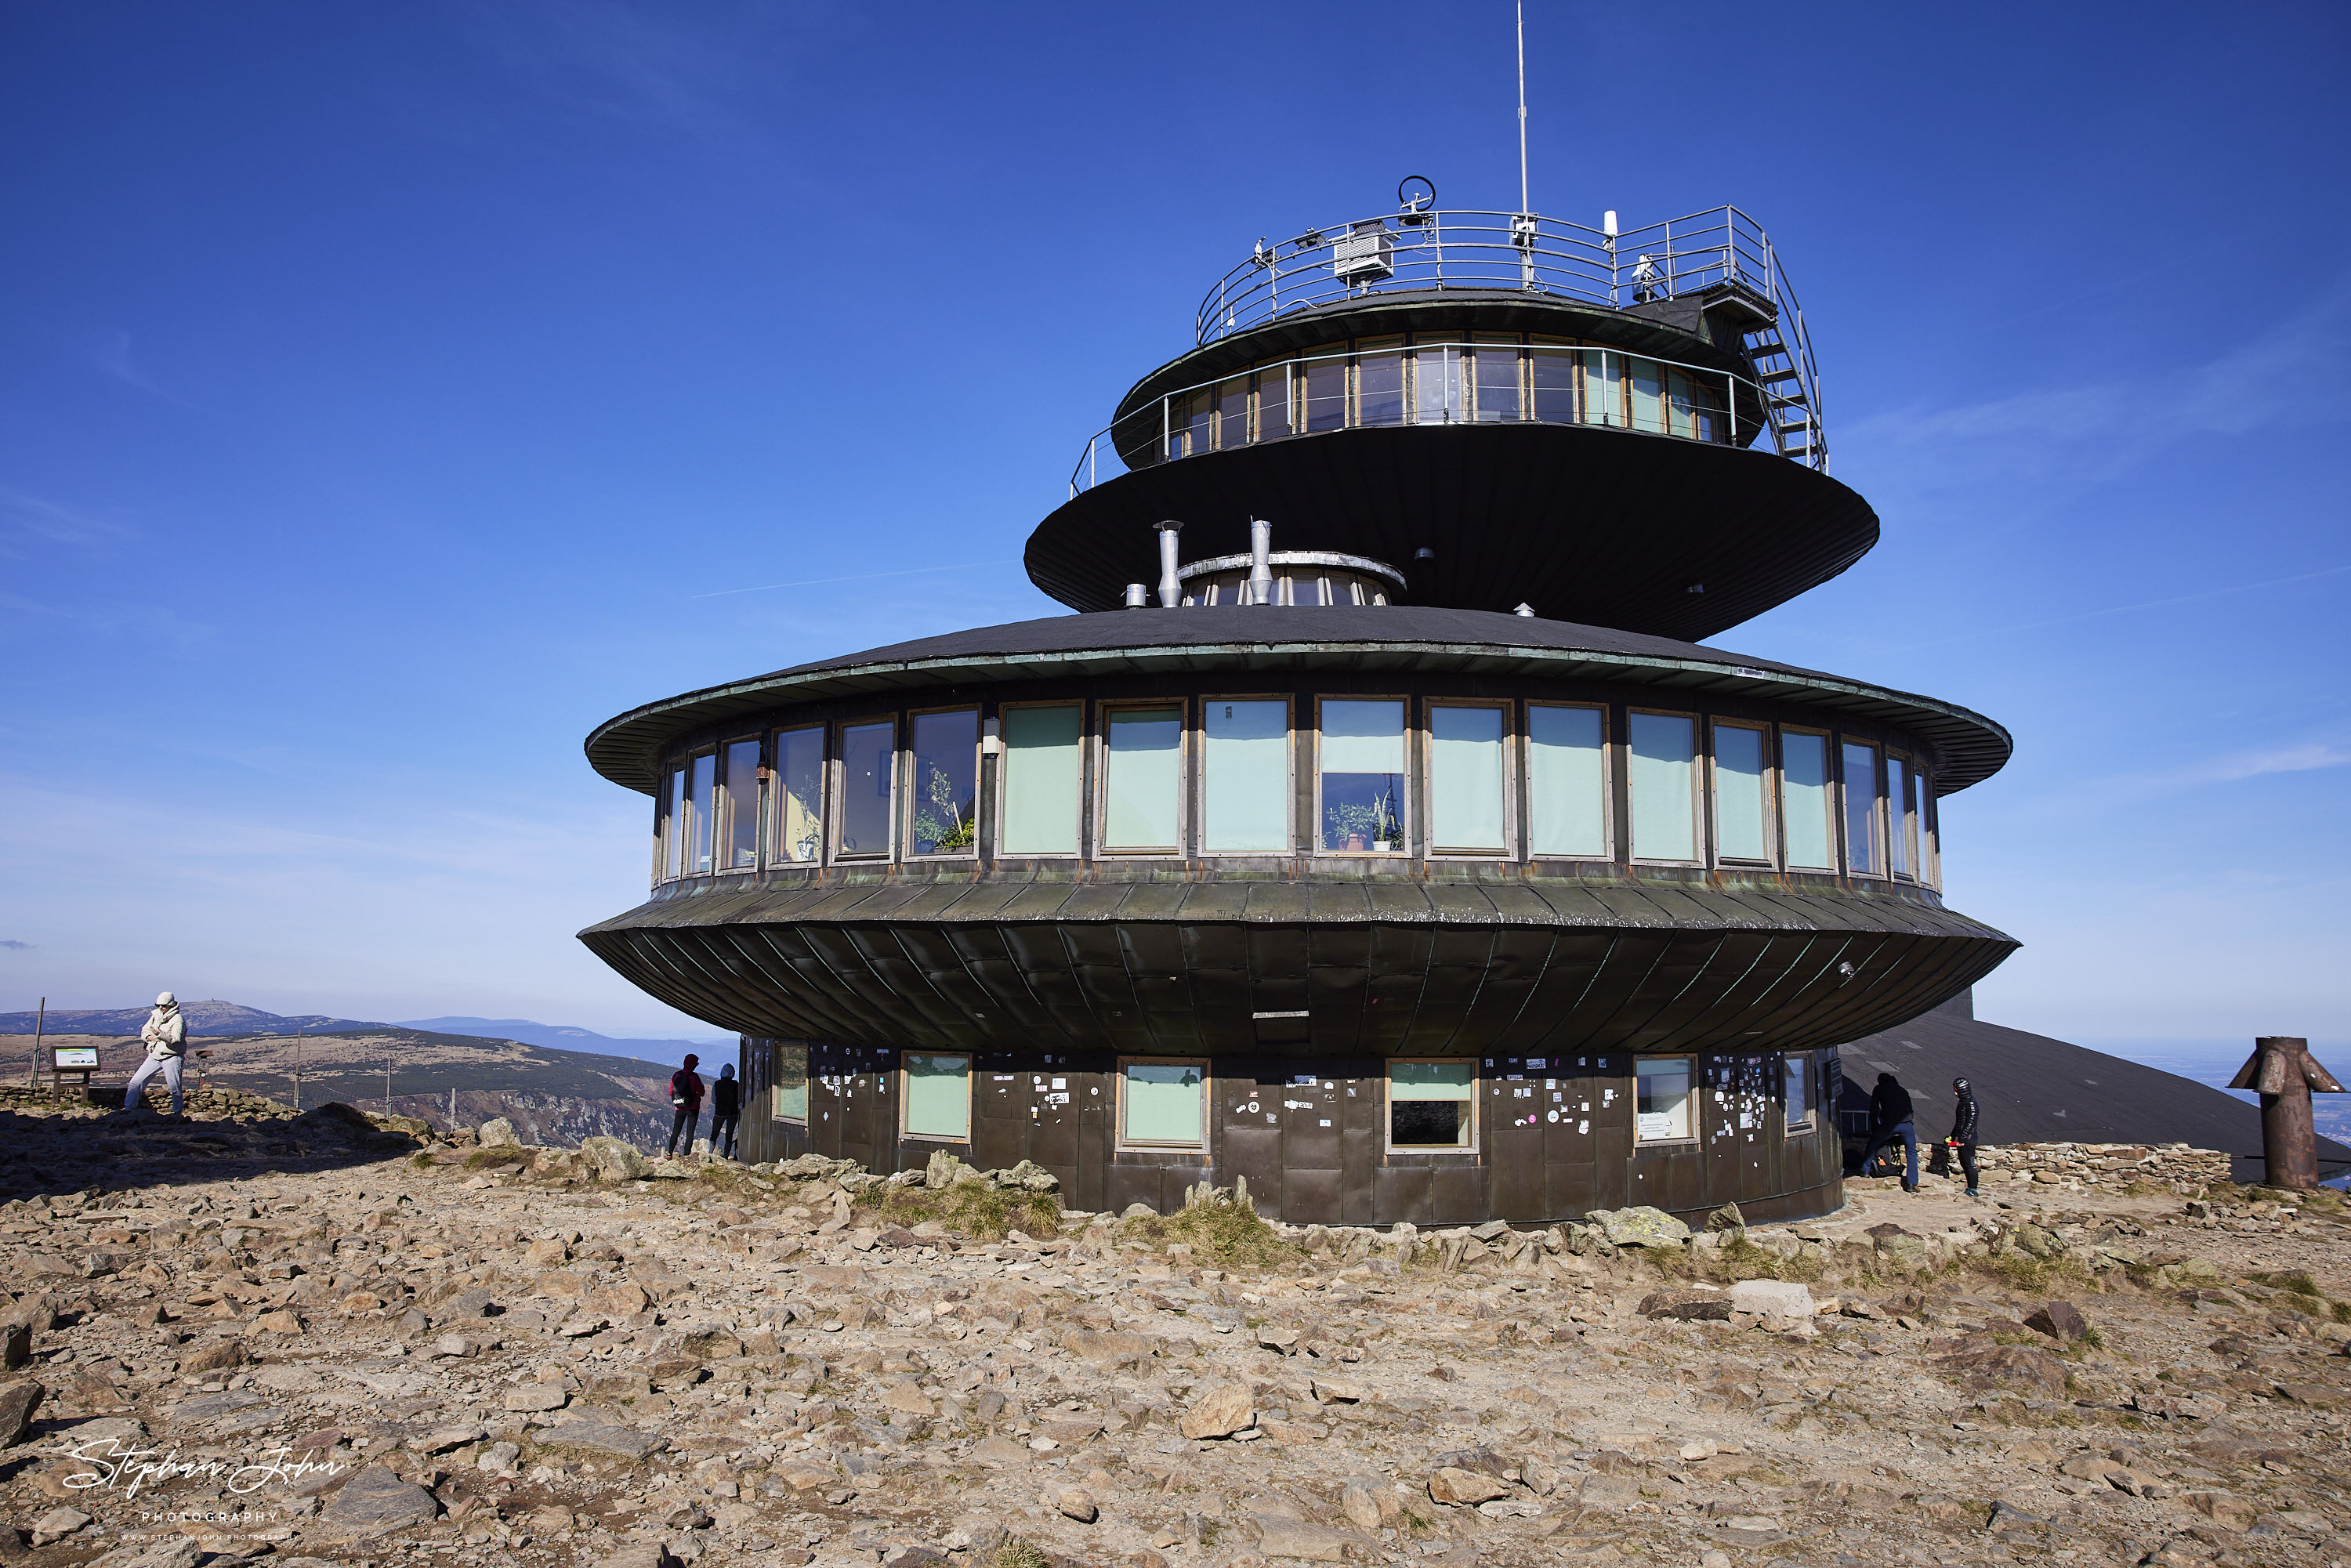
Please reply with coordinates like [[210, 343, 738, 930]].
[[1516, 0, 1530, 215]]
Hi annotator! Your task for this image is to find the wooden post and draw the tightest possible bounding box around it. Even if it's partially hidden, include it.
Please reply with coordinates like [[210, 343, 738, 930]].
[[2229, 1036, 2346, 1190], [27, 997, 44, 1088]]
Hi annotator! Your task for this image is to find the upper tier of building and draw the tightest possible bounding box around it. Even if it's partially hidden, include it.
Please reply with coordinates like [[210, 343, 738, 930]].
[[1024, 205, 1875, 639]]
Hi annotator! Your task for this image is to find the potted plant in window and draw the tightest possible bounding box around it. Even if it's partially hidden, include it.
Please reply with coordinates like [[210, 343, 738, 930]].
[[911, 760, 976, 855]]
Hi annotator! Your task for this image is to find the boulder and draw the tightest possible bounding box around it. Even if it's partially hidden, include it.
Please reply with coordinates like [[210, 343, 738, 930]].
[[0, 1377, 48, 1446], [317, 1465, 440, 1538], [1428, 1467, 1512, 1506], [478, 1117, 520, 1148], [1252, 1514, 1349, 1559], [1179, 1383, 1255, 1440], [30, 1507, 89, 1546], [1055, 1487, 1099, 1523], [2025, 1301, 2091, 1342], [1637, 1288, 1730, 1322], [1730, 1280, 1815, 1319], [1704, 1202, 1747, 1233], [535, 1421, 666, 1461], [577, 1137, 649, 1182], [1584, 1207, 1691, 1248]]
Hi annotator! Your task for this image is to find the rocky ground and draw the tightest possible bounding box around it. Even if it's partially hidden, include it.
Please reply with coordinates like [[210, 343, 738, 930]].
[[2, 1102, 2349, 1568]]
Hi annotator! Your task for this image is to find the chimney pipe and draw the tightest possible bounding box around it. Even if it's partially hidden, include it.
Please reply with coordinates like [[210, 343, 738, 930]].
[[1124, 582, 1147, 608], [1247, 518, 1273, 606], [1154, 520, 1184, 607]]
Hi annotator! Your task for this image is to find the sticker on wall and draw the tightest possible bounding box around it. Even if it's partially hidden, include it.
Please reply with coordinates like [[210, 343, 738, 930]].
[[1052, 1077, 1067, 1091], [1265, 1113, 1277, 1123], [1546, 1110, 1558, 1123], [1578, 1119, 1590, 1134], [1291, 1074, 1317, 1086], [1513, 1086, 1532, 1098], [1319, 1119, 1331, 1127], [1528, 1058, 1548, 1070], [1245, 1100, 1260, 1114]]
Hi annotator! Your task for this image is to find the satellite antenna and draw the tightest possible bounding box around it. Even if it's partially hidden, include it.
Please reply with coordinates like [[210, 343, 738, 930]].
[[1398, 176, 1436, 223]]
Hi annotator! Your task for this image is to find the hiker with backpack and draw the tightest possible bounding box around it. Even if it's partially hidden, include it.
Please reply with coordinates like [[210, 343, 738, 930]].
[[709, 1063, 741, 1160], [1860, 1070, 1919, 1193], [664, 1053, 705, 1158]]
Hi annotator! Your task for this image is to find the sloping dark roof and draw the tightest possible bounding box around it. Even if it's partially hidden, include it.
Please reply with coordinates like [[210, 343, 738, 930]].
[[585, 604, 2010, 797], [1839, 992, 2351, 1184]]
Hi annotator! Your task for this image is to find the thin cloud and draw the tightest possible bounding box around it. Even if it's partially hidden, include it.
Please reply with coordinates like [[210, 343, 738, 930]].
[[448, 0, 799, 144], [0, 940, 31, 951], [0, 488, 136, 558], [693, 559, 1020, 599], [1889, 562, 2351, 651], [94, 332, 202, 411]]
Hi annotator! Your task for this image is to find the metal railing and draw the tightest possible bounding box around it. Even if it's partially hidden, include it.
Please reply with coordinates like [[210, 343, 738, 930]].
[[1176, 205, 1825, 471], [1067, 339, 1766, 498]]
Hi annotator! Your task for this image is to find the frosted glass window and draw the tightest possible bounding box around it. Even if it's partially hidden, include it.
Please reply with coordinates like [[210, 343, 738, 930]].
[[1429, 704, 1505, 853], [839, 721, 894, 858], [1389, 1059, 1475, 1150], [1582, 350, 1622, 426], [773, 726, 824, 864], [1528, 346, 1577, 423], [1320, 699, 1404, 852], [1784, 1054, 1811, 1132], [1103, 706, 1182, 852], [1921, 775, 1940, 885], [1001, 704, 1081, 855], [1888, 756, 1916, 878], [1628, 713, 1697, 861], [1712, 723, 1771, 863], [665, 767, 686, 879], [688, 752, 717, 875], [1842, 743, 1880, 875], [1121, 1060, 1206, 1147], [909, 709, 979, 856], [723, 740, 762, 870], [1636, 1056, 1694, 1142], [1527, 704, 1607, 856], [1204, 700, 1288, 853], [773, 1043, 807, 1121], [900, 1052, 969, 1140], [1781, 731, 1834, 869], [1629, 356, 1665, 433]]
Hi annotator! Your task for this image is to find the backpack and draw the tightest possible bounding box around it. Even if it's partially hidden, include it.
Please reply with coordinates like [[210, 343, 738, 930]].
[[670, 1070, 697, 1107]]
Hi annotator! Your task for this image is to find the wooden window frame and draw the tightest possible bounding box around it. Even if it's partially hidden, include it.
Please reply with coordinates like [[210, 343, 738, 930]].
[[1114, 1056, 1211, 1152], [1196, 693, 1295, 859], [679, 746, 721, 878], [1633, 1053, 1700, 1146], [903, 704, 983, 861], [716, 733, 765, 875], [1422, 697, 1516, 860], [1625, 706, 1705, 867], [831, 715, 899, 864], [1776, 722, 1838, 872], [993, 699, 1086, 861], [1095, 698, 1190, 858], [1782, 1052, 1815, 1137], [1522, 700, 1614, 864], [1838, 738, 1886, 880], [1707, 718, 1778, 869], [1921, 773, 1942, 890], [897, 1048, 973, 1143], [1383, 1057, 1480, 1157], [771, 1041, 809, 1125], [1886, 750, 1923, 884], [1313, 693, 1413, 858], [767, 723, 828, 870]]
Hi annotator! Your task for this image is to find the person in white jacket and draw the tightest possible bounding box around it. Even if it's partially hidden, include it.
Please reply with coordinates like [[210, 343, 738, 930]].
[[124, 991, 187, 1116]]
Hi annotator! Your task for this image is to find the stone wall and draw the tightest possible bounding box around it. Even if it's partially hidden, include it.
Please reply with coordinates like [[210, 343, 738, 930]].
[[0, 1081, 297, 1120], [1972, 1140, 2232, 1190]]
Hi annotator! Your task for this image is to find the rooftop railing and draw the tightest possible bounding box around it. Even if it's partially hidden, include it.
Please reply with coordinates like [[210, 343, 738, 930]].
[[1181, 205, 1825, 472]]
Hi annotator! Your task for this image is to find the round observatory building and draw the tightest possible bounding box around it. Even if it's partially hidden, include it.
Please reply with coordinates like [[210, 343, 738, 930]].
[[581, 201, 2015, 1225]]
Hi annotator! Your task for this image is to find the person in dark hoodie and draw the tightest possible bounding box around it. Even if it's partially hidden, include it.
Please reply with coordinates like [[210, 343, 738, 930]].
[[665, 1053, 705, 1158], [708, 1063, 741, 1161], [1860, 1070, 1918, 1192], [1946, 1077, 1982, 1198]]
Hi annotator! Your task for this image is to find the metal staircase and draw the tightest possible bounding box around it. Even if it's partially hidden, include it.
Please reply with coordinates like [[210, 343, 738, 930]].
[[1740, 284, 1826, 473]]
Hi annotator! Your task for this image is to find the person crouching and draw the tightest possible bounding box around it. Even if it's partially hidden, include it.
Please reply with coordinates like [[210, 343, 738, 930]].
[[124, 990, 187, 1117]]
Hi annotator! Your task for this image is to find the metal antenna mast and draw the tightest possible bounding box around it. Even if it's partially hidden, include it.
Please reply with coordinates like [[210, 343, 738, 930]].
[[1516, 0, 1529, 215]]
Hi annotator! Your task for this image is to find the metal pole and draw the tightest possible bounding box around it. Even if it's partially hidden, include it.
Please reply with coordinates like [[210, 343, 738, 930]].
[[293, 1024, 303, 1112], [1515, 0, 1529, 218], [385, 1052, 391, 1110], [28, 997, 44, 1088]]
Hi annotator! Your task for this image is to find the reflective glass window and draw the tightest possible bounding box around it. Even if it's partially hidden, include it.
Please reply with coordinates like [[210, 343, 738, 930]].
[[1529, 345, 1578, 423], [1389, 1059, 1475, 1150], [1888, 756, 1918, 878], [1216, 376, 1250, 449], [1780, 730, 1835, 870], [1636, 1056, 1694, 1142], [1628, 356, 1665, 433], [1527, 703, 1607, 857], [1414, 342, 1462, 423], [900, 1051, 970, 1140], [1784, 1053, 1812, 1132], [773, 1042, 807, 1121], [908, 709, 978, 856], [1180, 389, 1212, 457], [1320, 698, 1404, 852], [1103, 705, 1183, 853], [1203, 699, 1288, 853], [1842, 742, 1881, 875], [1628, 712, 1698, 862], [1000, 704, 1081, 855], [723, 738, 762, 870], [1582, 349, 1622, 425], [688, 751, 717, 875], [665, 766, 686, 880], [773, 726, 824, 864], [1921, 774, 1940, 886], [1357, 337, 1405, 426], [1257, 363, 1291, 439], [1121, 1059, 1207, 1148], [1302, 345, 1347, 432], [1712, 722, 1771, 864], [1667, 368, 1697, 439], [1471, 334, 1520, 422], [1429, 704, 1505, 853], [838, 721, 895, 858]]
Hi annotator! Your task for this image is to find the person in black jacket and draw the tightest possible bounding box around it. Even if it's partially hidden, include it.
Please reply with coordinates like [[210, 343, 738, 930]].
[[1860, 1071, 1919, 1192], [1946, 1077, 1982, 1198], [709, 1063, 741, 1161], [665, 1054, 705, 1158]]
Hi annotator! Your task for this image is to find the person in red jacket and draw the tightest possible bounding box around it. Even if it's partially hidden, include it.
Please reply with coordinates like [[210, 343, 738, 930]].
[[665, 1054, 705, 1157]]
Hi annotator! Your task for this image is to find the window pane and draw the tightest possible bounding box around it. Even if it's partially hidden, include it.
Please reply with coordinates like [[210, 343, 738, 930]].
[[1001, 704, 1081, 855], [1302, 346, 1346, 432], [1713, 725, 1770, 862], [1842, 742, 1879, 875], [688, 752, 716, 875], [1527, 704, 1606, 856], [1636, 1057, 1693, 1140], [1887, 756, 1914, 877], [1429, 704, 1505, 852], [909, 709, 979, 855], [1216, 376, 1250, 449], [1390, 1060, 1473, 1148], [773, 727, 824, 864], [1471, 336, 1520, 422], [1204, 700, 1288, 853], [1124, 1061, 1204, 1146], [1784, 1054, 1809, 1128], [1628, 713, 1697, 861], [1104, 706, 1182, 850], [1414, 342, 1462, 423], [1628, 356, 1665, 433], [723, 740, 761, 870], [902, 1052, 969, 1139], [774, 1043, 807, 1121], [1357, 339, 1404, 426], [1390, 1059, 1474, 1098], [839, 722, 894, 857], [1529, 346, 1577, 423], [1257, 364, 1291, 439], [1582, 350, 1621, 425], [1781, 732, 1833, 869], [665, 766, 686, 879], [1320, 699, 1404, 851]]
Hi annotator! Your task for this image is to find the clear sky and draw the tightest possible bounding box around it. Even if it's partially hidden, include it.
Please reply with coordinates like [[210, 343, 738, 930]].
[[2, 2, 2345, 1059]]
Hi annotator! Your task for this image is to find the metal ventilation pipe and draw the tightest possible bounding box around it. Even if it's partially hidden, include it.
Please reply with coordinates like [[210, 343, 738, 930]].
[[1247, 518, 1274, 606], [1154, 520, 1184, 607], [1124, 582, 1147, 608], [1513, 602, 1536, 617]]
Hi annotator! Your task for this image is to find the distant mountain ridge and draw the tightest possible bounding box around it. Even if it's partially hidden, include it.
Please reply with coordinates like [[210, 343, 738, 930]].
[[0, 999, 384, 1037], [396, 1016, 731, 1061]]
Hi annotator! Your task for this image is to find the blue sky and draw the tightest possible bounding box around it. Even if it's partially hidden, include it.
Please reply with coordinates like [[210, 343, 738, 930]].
[[2, 2, 2346, 1062]]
